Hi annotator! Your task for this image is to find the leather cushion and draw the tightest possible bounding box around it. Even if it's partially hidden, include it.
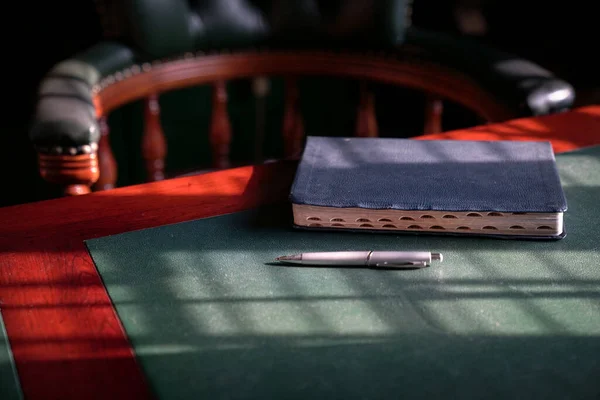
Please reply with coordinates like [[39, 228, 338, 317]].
[[125, 0, 195, 59], [30, 42, 136, 147], [402, 28, 575, 116], [48, 42, 136, 85], [38, 77, 94, 105], [127, 0, 411, 58], [31, 95, 98, 148], [47, 60, 102, 87]]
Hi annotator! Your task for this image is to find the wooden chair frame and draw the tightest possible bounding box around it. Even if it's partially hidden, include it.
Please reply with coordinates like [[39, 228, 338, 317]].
[[39, 50, 515, 195]]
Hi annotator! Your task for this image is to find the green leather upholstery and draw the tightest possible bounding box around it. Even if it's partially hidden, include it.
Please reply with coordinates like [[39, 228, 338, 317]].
[[126, 0, 410, 58], [404, 29, 575, 116], [31, 42, 136, 149], [125, 0, 194, 58], [29, 0, 574, 156], [49, 42, 136, 84], [0, 311, 22, 400], [85, 145, 600, 399]]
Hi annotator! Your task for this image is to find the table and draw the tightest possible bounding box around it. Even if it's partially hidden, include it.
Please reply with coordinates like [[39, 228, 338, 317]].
[[1, 105, 599, 399]]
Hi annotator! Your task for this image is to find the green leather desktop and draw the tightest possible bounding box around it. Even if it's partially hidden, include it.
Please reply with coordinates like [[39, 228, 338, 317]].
[[85, 145, 600, 399], [0, 312, 22, 400]]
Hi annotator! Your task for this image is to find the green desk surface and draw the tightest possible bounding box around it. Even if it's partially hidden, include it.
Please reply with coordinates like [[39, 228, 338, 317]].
[[86, 145, 600, 399], [0, 311, 23, 400]]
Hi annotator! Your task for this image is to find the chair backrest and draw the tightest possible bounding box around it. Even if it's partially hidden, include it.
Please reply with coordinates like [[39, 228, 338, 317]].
[[32, 0, 574, 196], [121, 0, 412, 57]]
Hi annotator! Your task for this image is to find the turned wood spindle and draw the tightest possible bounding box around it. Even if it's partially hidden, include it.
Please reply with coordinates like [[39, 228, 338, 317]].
[[282, 78, 304, 158], [210, 81, 232, 169], [38, 151, 99, 196], [424, 97, 443, 134], [355, 81, 378, 137], [142, 94, 167, 181], [252, 76, 270, 163], [94, 116, 118, 191]]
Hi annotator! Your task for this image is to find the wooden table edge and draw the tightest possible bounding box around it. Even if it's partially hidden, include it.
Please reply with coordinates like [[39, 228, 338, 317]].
[[0, 161, 297, 400]]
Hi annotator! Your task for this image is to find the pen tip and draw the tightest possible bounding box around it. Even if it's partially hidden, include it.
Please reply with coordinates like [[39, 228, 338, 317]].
[[276, 254, 301, 262], [432, 253, 443, 262]]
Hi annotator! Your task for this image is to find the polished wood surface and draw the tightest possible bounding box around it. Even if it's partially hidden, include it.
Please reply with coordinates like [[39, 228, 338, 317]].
[[424, 96, 443, 134], [252, 76, 270, 162], [282, 78, 304, 158], [209, 81, 232, 169], [0, 162, 297, 400], [355, 81, 379, 137], [142, 94, 167, 181], [418, 105, 600, 153], [94, 52, 513, 122], [2, 107, 599, 399], [94, 116, 118, 191], [39, 152, 100, 196]]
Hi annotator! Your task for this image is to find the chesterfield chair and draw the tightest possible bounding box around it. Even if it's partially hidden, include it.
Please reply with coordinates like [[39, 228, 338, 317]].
[[30, 0, 575, 195]]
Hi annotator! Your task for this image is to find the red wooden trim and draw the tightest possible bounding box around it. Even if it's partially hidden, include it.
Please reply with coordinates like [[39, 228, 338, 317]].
[[1, 107, 599, 398], [94, 51, 514, 122], [1, 243, 152, 399], [423, 97, 443, 134], [355, 81, 378, 137], [417, 105, 600, 154], [0, 162, 296, 399], [142, 94, 167, 182], [209, 81, 232, 169], [38, 152, 99, 195], [282, 78, 304, 158], [95, 116, 118, 190]]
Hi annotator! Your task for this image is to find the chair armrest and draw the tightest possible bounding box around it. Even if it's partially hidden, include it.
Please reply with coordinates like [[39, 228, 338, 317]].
[[403, 28, 575, 117], [30, 42, 136, 153]]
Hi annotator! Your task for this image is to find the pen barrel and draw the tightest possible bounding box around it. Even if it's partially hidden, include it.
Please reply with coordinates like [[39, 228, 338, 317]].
[[300, 251, 371, 265], [366, 251, 432, 267]]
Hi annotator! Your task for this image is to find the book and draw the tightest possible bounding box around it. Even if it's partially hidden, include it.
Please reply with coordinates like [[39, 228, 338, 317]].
[[289, 136, 568, 239]]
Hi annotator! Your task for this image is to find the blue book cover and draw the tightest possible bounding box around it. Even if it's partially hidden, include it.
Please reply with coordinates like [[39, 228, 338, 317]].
[[290, 136, 567, 238]]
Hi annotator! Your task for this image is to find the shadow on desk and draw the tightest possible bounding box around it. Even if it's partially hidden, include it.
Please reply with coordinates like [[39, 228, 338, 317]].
[[81, 190, 600, 398]]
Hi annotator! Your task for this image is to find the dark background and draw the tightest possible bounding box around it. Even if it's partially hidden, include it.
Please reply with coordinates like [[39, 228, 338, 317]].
[[3, 0, 598, 208]]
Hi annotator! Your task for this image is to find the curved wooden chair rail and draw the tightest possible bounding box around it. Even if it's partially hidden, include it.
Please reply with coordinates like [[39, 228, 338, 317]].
[[49, 51, 516, 195]]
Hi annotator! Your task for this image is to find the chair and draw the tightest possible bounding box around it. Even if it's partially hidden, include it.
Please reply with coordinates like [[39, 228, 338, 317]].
[[30, 0, 575, 196]]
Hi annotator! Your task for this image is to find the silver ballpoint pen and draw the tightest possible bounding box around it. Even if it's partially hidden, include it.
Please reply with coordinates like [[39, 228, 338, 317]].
[[275, 251, 443, 269]]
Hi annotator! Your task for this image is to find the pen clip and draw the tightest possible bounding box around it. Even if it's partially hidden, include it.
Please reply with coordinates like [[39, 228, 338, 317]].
[[374, 261, 428, 268]]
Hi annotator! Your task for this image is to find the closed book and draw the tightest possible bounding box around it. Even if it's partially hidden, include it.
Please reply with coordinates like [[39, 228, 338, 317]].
[[290, 136, 568, 239]]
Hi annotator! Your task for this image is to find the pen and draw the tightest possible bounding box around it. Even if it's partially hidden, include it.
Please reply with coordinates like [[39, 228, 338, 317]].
[[275, 251, 442, 269]]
